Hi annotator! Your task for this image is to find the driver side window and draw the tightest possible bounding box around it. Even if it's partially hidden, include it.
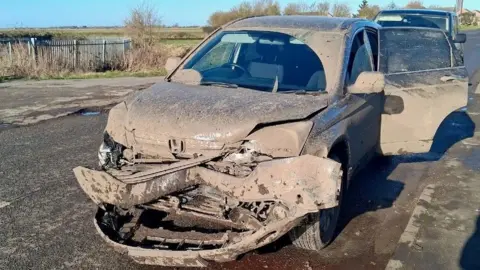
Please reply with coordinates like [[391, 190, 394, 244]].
[[346, 30, 374, 86]]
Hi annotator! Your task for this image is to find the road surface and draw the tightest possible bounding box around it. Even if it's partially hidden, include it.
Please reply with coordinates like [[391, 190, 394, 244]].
[[0, 31, 478, 270]]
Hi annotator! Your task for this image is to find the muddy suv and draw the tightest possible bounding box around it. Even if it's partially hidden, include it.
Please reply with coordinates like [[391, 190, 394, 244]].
[[74, 16, 468, 267]]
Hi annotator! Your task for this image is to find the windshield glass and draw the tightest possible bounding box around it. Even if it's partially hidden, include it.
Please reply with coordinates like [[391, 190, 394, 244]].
[[375, 13, 449, 32], [182, 30, 326, 93]]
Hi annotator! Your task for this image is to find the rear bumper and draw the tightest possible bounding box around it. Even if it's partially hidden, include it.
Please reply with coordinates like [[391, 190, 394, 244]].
[[74, 155, 342, 267]]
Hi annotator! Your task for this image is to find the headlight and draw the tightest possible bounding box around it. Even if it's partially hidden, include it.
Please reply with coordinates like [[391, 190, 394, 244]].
[[98, 132, 125, 169], [98, 142, 111, 167]]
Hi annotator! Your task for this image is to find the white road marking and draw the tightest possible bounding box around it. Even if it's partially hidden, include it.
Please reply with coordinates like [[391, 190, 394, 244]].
[[0, 201, 11, 208], [385, 184, 436, 270]]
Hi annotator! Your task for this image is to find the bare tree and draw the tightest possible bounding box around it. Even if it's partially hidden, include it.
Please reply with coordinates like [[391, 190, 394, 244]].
[[252, 0, 281, 15], [208, 0, 281, 28], [283, 1, 330, 16], [428, 5, 455, 11], [124, 1, 160, 48], [356, 0, 380, 19], [460, 12, 477, 25], [284, 2, 316, 15], [385, 1, 397, 9], [405, 1, 425, 9], [316, 1, 331, 15], [332, 3, 351, 17]]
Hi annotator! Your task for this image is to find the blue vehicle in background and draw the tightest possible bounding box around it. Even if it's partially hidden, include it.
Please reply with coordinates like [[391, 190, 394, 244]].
[[373, 9, 466, 53]]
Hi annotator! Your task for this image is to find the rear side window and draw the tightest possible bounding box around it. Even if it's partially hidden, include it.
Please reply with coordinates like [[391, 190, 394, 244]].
[[379, 28, 451, 74]]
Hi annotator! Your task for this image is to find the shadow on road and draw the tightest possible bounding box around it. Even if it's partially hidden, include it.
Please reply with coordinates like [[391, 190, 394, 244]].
[[431, 111, 476, 154], [460, 215, 480, 270], [255, 111, 476, 256], [336, 110, 476, 241]]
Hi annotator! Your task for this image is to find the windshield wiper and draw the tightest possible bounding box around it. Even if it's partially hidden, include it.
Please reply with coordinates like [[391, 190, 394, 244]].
[[280, 90, 327, 96], [200, 81, 238, 88]]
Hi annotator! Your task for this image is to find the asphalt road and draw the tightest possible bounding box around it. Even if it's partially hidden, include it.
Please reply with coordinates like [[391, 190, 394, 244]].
[[0, 31, 479, 270], [464, 30, 480, 76]]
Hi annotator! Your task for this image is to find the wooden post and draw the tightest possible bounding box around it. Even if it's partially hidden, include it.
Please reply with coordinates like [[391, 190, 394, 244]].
[[31, 38, 37, 65], [102, 39, 106, 67], [122, 39, 126, 60], [7, 42, 12, 62], [73, 40, 78, 69]]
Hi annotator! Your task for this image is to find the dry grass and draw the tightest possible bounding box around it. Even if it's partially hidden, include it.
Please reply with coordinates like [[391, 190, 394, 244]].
[[0, 42, 193, 80], [0, 44, 75, 79]]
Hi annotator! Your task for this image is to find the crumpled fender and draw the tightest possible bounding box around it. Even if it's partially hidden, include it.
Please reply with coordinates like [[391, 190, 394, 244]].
[[188, 155, 342, 214]]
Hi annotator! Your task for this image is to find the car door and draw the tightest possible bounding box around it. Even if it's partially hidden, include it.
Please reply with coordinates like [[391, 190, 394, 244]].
[[343, 28, 384, 168], [378, 27, 468, 155]]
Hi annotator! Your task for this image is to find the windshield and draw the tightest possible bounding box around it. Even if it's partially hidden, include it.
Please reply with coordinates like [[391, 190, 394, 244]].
[[182, 30, 326, 93], [375, 13, 449, 32]]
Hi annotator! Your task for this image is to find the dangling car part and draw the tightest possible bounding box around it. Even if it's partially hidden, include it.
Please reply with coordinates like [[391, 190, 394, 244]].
[[74, 155, 342, 267]]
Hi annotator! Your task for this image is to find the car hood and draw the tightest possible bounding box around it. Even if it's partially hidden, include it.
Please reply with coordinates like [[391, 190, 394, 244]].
[[122, 82, 329, 145]]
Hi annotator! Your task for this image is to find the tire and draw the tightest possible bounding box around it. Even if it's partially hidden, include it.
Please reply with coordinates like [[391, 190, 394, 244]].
[[288, 154, 346, 251]]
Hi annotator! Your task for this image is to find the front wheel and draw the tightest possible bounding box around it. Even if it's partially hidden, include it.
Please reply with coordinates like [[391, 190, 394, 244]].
[[288, 154, 345, 251]]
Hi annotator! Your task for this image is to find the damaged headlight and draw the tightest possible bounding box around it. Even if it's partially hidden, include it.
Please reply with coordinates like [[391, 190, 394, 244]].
[[98, 132, 125, 169]]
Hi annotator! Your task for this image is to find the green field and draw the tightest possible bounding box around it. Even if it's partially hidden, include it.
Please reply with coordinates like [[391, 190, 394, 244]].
[[460, 24, 480, 31], [0, 27, 206, 40], [159, 39, 202, 45]]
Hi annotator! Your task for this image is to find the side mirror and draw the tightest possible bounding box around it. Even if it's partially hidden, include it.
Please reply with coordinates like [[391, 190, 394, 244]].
[[454, 33, 467, 44], [348, 72, 385, 94], [165, 57, 181, 73]]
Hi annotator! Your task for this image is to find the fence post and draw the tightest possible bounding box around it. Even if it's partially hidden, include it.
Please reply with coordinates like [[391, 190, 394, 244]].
[[7, 42, 12, 62], [102, 39, 106, 67], [122, 39, 126, 60], [73, 40, 78, 69], [31, 38, 37, 65]]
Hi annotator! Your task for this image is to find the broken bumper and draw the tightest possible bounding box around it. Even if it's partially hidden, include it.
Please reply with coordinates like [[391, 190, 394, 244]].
[[73, 155, 341, 267]]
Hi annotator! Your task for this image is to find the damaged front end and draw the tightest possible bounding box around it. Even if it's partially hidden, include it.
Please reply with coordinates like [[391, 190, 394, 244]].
[[74, 129, 341, 267]]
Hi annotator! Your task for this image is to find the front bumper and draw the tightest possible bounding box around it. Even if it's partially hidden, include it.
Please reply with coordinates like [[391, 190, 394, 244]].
[[73, 155, 341, 267]]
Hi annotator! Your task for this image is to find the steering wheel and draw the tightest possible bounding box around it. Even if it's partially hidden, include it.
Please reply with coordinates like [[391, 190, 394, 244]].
[[222, 63, 250, 76]]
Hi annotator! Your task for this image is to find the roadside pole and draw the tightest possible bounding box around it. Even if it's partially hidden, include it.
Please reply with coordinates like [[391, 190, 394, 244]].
[[7, 42, 12, 62]]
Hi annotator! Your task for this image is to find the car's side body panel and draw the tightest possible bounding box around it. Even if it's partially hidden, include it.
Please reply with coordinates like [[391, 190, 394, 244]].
[[302, 92, 383, 182], [301, 22, 384, 180], [377, 27, 469, 154], [380, 68, 468, 154]]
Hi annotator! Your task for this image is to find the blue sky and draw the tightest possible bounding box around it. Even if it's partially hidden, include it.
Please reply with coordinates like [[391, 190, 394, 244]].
[[1, 0, 479, 28]]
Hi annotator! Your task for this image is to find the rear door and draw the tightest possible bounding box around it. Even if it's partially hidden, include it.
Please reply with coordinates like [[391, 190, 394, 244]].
[[378, 27, 468, 155]]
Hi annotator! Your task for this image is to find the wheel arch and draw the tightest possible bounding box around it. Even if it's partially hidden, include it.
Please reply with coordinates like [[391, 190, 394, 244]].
[[327, 137, 352, 186], [328, 138, 350, 167]]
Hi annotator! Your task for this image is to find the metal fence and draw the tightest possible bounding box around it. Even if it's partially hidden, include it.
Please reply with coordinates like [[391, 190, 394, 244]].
[[0, 38, 131, 70]]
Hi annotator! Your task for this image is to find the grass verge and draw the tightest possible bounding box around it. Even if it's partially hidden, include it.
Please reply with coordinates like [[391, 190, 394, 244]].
[[1, 69, 167, 82], [0, 27, 205, 40], [460, 25, 480, 31], [159, 39, 202, 45]]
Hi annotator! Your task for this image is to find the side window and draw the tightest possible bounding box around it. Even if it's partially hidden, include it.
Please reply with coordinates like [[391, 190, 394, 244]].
[[379, 28, 451, 74], [346, 30, 374, 86]]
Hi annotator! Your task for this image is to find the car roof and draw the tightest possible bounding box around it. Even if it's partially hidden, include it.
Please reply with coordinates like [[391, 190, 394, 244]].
[[378, 9, 454, 16], [227, 16, 373, 33]]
